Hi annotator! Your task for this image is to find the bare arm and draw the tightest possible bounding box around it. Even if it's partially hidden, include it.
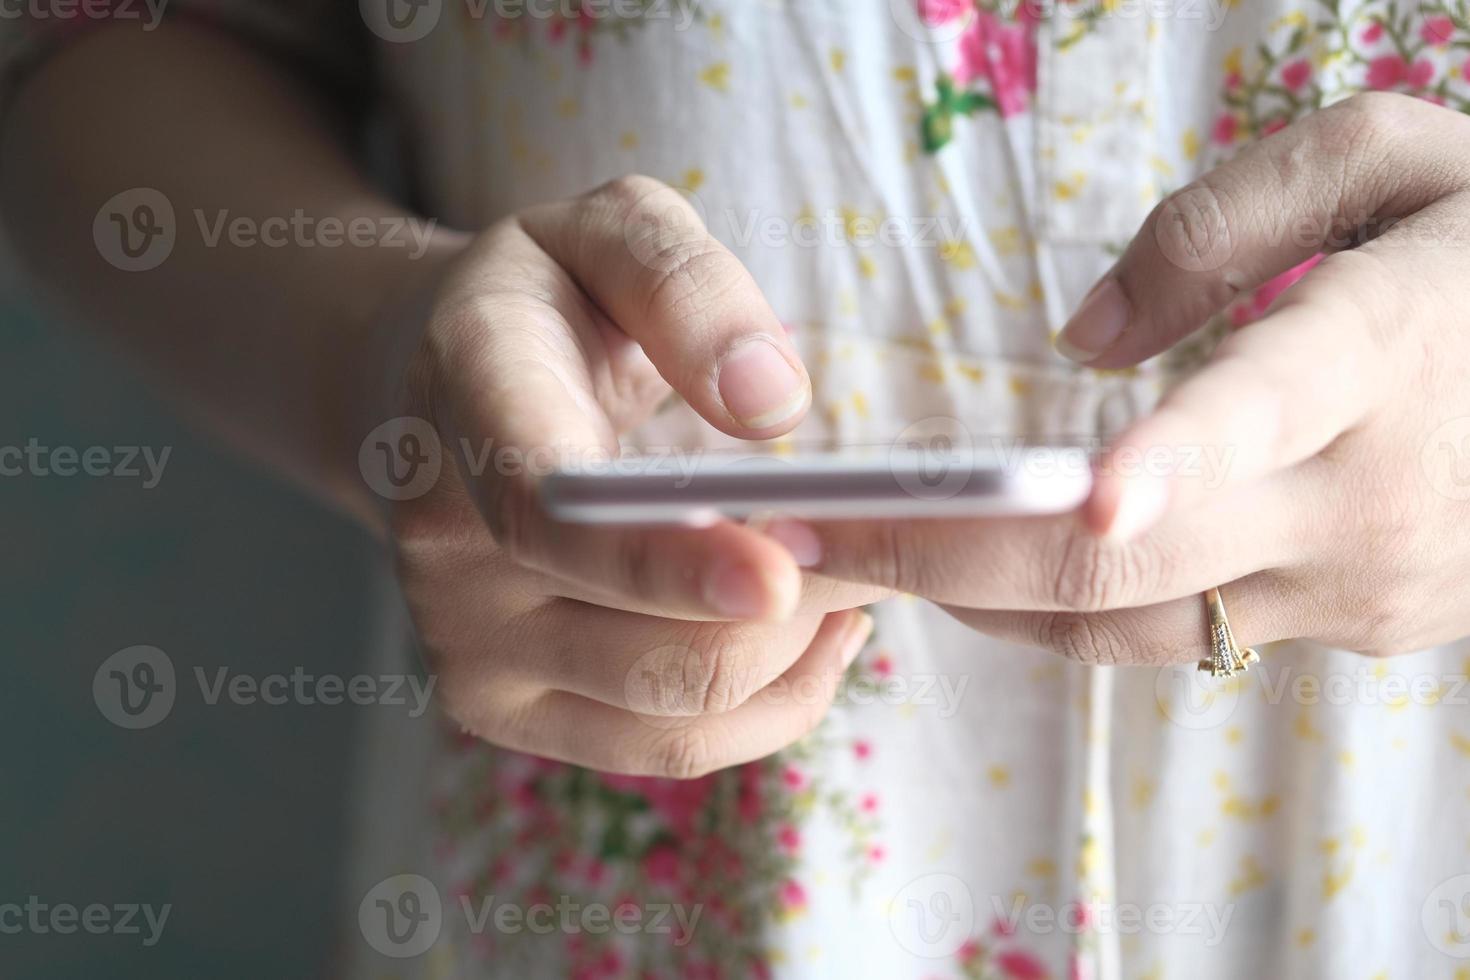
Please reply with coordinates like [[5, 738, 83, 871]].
[[0, 20, 468, 528]]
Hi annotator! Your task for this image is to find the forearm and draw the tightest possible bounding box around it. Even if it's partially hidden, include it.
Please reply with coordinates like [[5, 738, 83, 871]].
[[0, 19, 468, 528]]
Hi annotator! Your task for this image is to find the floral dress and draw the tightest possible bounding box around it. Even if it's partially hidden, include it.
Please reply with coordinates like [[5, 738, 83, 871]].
[[10, 2, 1470, 979]]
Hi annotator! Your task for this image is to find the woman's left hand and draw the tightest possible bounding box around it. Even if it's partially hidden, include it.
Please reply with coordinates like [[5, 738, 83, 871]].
[[809, 91, 1470, 666]]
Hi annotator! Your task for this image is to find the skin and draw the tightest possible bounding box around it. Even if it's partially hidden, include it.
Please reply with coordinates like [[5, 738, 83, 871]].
[[2, 21, 885, 779], [6, 25, 1466, 775], [810, 93, 1470, 668]]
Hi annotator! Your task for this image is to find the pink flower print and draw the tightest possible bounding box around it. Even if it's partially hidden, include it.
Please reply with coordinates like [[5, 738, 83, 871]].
[[1067, 899, 1091, 930], [779, 879, 808, 910], [598, 947, 624, 976], [996, 949, 1049, 980], [598, 773, 715, 836], [1422, 15, 1456, 46], [853, 738, 873, 760], [919, 0, 971, 25], [737, 763, 765, 822], [1280, 57, 1311, 91], [776, 823, 801, 854], [954, 12, 1038, 117], [781, 764, 806, 789], [1224, 70, 1243, 90], [872, 652, 894, 677], [1230, 254, 1323, 327], [643, 844, 681, 885], [868, 844, 887, 863], [1212, 111, 1239, 145], [993, 916, 1017, 937], [859, 791, 880, 814], [1362, 21, 1384, 44], [1366, 53, 1427, 90], [958, 938, 983, 964], [1252, 254, 1323, 317]]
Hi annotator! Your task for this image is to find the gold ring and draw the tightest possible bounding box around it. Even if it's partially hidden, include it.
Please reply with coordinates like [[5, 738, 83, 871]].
[[1197, 586, 1260, 678]]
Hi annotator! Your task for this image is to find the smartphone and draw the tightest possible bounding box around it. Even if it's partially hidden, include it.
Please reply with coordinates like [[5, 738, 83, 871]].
[[539, 445, 1093, 525]]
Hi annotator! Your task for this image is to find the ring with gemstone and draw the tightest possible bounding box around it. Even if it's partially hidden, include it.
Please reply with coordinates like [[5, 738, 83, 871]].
[[1198, 586, 1260, 678]]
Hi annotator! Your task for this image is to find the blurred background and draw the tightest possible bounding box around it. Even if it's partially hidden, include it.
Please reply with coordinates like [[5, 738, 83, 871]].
[[0, 252, 385, 978]]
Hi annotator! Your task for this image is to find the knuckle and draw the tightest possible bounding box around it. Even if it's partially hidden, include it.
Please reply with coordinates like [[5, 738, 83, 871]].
[[858, 522, 929, 596], [638, 238, 737, 328], [1352, 598, 1411, 657], [1153, 177, 1238, 276], [1048, 531, 1153, 613], [617, 530, 661, 601], [646, 727, 723, 780], [677, 621, 761, 715], [1035, 611, 1128, 667], [482, 477, 540, 564], [589, 173, 671, 213], [1327, 92, 1414, 150]]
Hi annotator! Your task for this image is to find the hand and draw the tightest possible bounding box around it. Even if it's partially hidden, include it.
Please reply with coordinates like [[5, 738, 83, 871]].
[[377, 176, 881, 776], [809, 93, 1470, 666]]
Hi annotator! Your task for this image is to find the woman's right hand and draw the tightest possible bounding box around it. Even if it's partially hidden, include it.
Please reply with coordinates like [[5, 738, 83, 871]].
[[374, 176, 880, 778]]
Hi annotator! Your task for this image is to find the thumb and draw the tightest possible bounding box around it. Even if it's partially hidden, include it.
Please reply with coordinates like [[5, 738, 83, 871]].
[[519, 175, 811, 438], [1053, 94, 1458, 370]]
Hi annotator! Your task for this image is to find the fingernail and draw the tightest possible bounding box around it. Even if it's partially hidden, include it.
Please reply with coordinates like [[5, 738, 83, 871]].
[[703, 559, 770, 619], [1104, 473, 1169, 543], [840, 612, 875, 668], [761, 518, 823, 568], [1056, 279, 1129, 363], [716, 338, 810, 430]]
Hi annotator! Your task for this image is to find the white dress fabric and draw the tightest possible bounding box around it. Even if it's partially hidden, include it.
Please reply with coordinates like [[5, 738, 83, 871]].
[[9, 3, 1470, 979]]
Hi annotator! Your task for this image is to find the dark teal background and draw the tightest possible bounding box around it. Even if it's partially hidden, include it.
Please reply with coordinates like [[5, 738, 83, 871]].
[[0, 283, 385, 978]]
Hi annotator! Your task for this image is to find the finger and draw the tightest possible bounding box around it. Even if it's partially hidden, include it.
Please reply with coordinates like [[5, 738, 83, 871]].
[[539, 515, 893, 619], [520, 175, 811, 438], [1085, 220, 1420, 541], [424, 241, 811, 619], [944, 571, 1302, 667], [809, 474, 1307, 612], [485, 609, 873, 778], [1054, 92, 1467, 368], [513, 603, 827, 715]]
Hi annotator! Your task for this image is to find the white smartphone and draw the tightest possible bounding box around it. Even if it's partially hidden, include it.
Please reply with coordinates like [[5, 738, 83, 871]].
[[539, 445, 1093, 525]]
